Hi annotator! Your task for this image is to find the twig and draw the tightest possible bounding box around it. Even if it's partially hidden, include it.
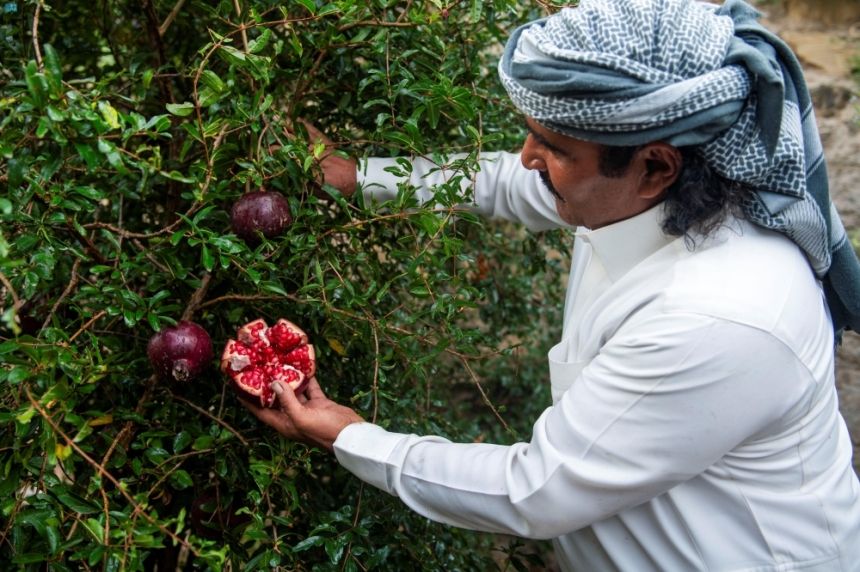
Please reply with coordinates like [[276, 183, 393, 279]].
[[370, 324, 379, 423], [337, 20, 418, 32], [180, 272, 212, 321], [68, 310, 107, 343], [41, 258, 82, 333], [66, 220, 109, 264], [82, 202, 203, 238], [131, 238, 172, 275], [24, 387, 199, 556], [197, 293, 283, 310], [318, 207, 471, 239], [141, 0, 174, 104], [232, 0, 250, 52], [0, 271, 22, 310], [100, 375, 159, 468], [158, 0, 188, 36], [32, 1, 43, 69], [169, 392, 251, 447], [459, 357, 513, 436]]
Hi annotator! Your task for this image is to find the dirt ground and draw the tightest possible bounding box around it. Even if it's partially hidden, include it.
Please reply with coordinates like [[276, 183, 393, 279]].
[[755, 3, 860, 472]]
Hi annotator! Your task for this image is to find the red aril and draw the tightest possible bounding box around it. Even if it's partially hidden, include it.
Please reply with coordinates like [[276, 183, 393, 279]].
[[221, 318, 316, 407]]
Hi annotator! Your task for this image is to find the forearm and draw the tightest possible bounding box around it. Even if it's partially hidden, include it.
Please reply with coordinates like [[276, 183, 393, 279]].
[[334, 316, 811, 539], [357, 151, 568, 231]]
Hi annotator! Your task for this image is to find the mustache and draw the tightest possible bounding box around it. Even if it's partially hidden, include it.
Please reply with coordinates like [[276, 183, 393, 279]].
[[539, 171, 566, 203]]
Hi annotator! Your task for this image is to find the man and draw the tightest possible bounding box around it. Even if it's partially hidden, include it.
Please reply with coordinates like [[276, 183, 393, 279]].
[[244, 0, 860, 569]]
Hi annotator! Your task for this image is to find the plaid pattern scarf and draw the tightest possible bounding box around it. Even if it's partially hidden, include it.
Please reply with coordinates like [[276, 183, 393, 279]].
[[498, 0, 860, 335]]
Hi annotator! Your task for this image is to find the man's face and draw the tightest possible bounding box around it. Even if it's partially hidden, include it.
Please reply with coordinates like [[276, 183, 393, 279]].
[[520, 118, 656, 229]]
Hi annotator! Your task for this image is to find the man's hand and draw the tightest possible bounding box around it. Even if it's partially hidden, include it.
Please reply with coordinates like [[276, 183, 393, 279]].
[[241, 377, 364, 451], [301, 121, 358, 198]]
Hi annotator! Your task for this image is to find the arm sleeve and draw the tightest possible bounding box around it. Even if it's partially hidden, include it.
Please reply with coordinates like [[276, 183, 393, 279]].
[[333, 314, 811, 539], [357, 151, 568, 231]]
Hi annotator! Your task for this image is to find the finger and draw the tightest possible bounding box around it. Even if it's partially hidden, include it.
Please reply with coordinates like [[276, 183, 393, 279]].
[[239, 396, 288, 429], [272, 381, 303, 416], [304, 377, 327, 401], [298, 118, 331, 145]]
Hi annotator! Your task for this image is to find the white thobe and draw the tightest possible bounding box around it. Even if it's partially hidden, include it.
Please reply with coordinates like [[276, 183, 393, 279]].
[[333, 152, 860, 571]]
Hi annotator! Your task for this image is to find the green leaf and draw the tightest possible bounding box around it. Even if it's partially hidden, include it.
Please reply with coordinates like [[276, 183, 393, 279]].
[[166, 102, 195, 117], [73, 186, 104, 201], [295, 0, 316, 14], [42, 44, 63, 94], [54, 490, 100, 515], [169, 470, 193, 490], [98, 101, 121, 129], [173, 431, 192, 453], [201, 244, 215, 271], [218, 45, 247, 67], [200, 70, 226, 93], [82, 518, 105, 543], [248, 29, 272, 54], [25, 61, 47, 108], [292, 535, 324, 552]]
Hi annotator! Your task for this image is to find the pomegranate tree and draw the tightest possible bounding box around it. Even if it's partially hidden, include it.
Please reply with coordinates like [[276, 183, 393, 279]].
[[147, 321, 213, 382], [221, 318, 316, 407], [230, 191, 292, 243]]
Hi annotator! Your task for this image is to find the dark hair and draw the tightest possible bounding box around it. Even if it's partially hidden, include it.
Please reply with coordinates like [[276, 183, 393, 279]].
[[598, 144, 752, 239]]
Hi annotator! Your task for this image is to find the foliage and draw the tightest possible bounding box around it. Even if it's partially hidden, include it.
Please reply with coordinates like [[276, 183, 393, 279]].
[[0, 1, 572, 570]]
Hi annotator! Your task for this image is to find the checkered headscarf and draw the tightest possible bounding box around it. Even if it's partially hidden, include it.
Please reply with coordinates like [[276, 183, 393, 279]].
[[499, 0, 860, 335]]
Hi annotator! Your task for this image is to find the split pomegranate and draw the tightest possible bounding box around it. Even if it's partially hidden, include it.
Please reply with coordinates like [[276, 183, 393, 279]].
[[220, 318, 316, 407], [230, 190, 292, 243], [147, 321, 213, 382]]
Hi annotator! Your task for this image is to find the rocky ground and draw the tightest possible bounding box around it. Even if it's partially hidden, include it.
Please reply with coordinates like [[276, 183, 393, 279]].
[[755, 3, 860, 472]]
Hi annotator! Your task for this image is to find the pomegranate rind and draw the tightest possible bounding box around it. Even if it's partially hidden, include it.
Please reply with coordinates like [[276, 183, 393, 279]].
[[230, 191, 293, 243], [220, 339, 253, 374], [221, 318, 315, 408], [237, 318, 269, 346], [148, 321, 213, 382]]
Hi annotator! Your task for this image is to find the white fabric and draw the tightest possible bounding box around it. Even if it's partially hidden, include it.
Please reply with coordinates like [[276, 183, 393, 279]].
[[338, 152, 860, 571]]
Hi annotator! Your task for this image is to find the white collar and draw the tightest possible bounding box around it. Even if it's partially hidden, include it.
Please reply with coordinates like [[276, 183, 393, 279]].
[[575, 204, 675, 282]]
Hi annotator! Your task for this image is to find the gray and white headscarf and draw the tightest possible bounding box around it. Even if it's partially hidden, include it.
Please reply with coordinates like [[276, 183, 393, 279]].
[[499, 0, 860, 335]]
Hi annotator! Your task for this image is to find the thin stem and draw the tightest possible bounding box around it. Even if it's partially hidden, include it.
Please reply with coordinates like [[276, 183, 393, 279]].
[[32, 1, 43, 69], [158, 0, 189, 36]]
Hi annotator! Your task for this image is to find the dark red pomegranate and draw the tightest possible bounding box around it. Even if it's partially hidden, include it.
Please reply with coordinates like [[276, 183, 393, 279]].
[[147, 321, 213, 382], [230, 191, 292, 243], [221, 318, 316, 407]]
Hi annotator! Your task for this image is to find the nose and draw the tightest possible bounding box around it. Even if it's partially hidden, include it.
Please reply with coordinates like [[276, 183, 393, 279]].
[[520, 134, 546, 171]]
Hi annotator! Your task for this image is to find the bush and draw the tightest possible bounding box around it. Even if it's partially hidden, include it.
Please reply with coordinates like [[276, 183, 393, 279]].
[[0, 1, 571, 569]]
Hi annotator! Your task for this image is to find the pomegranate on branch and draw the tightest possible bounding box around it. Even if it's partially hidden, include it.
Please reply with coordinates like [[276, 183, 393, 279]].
[[221, 318, 316, 407], [230, 190, 292, 244], [147, 321, 213, 382]]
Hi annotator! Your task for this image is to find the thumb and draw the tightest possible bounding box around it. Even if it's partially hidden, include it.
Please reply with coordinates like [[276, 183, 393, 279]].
[[272, 381, 302, 415]]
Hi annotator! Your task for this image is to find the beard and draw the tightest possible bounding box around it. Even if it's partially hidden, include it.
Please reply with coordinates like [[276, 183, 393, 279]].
[[539, 170, 565, 203]]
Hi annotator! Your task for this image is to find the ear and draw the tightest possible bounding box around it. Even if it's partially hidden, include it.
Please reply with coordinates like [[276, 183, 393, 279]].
[[635, 143, 682, 200]]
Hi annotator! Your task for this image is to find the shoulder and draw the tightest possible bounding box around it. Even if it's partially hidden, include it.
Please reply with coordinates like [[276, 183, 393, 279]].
[[658, 217, 832, 359]]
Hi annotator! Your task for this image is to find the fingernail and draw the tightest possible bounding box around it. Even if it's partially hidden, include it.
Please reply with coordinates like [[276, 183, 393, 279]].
[[271, 382, 284, 394]]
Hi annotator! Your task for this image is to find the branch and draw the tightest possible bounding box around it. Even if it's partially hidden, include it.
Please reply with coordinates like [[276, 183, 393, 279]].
[[25, 387, 199, 556], [158, 0, 188, 36], [232, 0, 250, 52], [0, 271, 22, 310], [169, 392, 251, 447], [32, 1, 43, 69], [459, 357, 513, 436], [180, 272, 212, 321], [40, 258, 82, 333]]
